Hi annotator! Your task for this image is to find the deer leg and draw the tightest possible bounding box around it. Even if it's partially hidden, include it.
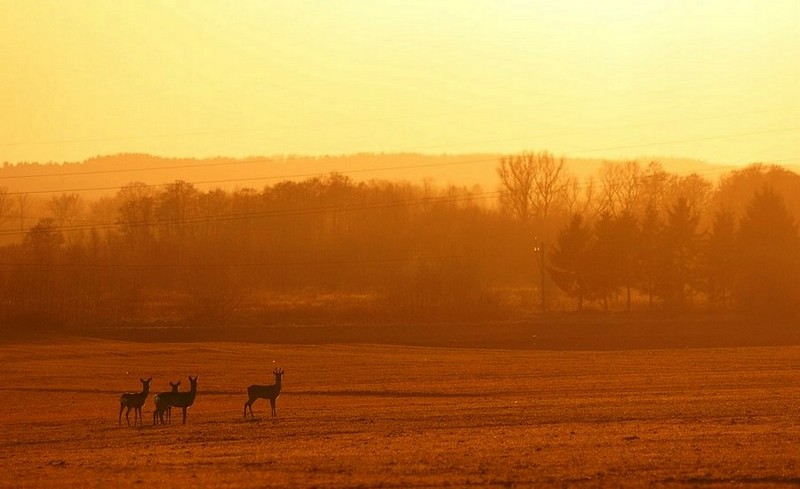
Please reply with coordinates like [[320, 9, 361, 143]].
[[125, 406, 132, 426], [154, 404, 162, 425], [118, 404, 124, 426], [270, 398, 276, 417], [182, 407, 187, 424], [245, 397, 256, 418]]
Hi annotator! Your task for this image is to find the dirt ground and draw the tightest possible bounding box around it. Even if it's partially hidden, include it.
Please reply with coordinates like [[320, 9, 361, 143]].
[[1, 339, 800, 487]]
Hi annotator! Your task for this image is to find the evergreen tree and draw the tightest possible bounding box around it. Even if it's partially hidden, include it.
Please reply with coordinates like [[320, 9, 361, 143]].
[[658, 198, 702, 309], [705, 210, 737, 309], [636, 205, 663, 308], [735, 189, 799, 314], [614, 211, 640, 311], [587, 213, 620, 310], [548, 214, 593, 311]]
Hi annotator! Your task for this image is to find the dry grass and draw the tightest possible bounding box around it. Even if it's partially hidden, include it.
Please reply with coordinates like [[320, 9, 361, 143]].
[[1, 340, 800, 487]]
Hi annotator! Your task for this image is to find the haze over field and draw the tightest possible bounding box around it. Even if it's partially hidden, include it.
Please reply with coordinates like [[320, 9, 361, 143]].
[[2, 2, 800, 329], [2, 1, 799, 167], [5, 4, 800, 488]]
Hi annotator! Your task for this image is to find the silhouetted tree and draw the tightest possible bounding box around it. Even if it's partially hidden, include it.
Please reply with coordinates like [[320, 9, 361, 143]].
[[48, 193, 83, 227], [734, 189, 799, 314], [497, 151, 568, 226], [715, 164, 800, 221], [549, 214, 593, 311], [705, 210, 737, 310], [586, 213, 619, 310], [639, 162, 675, 217], [636, 205, 663, 308], [0, 188, 13, 229], [116, 182, 156, 245], [590, 211, 639, 311], [15, 193, 35, 232], [19, 218, 67, 323], [658, 198, 702, 308], [23, 218, 64, 263], [595, 161, 643, 217]]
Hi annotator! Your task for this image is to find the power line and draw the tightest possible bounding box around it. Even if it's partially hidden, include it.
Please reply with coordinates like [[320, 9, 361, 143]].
[[0, 252, 507, 271], [1, 103, 797, 181], [4, 124, 794, 198], [0, 151, 792, 238], [0, 189, 501, 238], [2, 155, 499, 196]]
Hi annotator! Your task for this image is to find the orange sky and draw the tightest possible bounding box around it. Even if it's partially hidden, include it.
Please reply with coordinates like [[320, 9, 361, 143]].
[[2, 1, 799, 166]]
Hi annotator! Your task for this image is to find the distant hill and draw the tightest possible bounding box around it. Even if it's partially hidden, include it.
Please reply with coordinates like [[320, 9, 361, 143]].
[[0, 152, 735, 198]]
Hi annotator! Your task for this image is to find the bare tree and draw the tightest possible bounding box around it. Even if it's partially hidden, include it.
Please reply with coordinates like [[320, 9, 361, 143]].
[[15, 193, 34, 232], [596, 161, 643, 217], [48, 193, 83, 227], [0, 188, 13, 229], [497, 153, 535, 223], [639, 161, 676, 217], [497, 151, 569, 225]]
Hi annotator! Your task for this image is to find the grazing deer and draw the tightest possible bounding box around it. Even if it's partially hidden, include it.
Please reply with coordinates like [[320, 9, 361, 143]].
[[119, 377, 152, 427], [153, 376, 198, 425], [244, 368, 284, 418]]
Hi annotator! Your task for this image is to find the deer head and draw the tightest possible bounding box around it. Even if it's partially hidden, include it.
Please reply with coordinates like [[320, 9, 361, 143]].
[[169, 381, 181, 392], [273, 368, 284, 381]]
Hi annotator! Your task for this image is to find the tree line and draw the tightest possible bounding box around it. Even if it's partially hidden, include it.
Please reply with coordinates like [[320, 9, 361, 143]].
[[499, 153, 800, 315], [0, 154, 798, 329]]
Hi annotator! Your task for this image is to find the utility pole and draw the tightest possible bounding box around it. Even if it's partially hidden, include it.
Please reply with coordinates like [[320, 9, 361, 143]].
[[534, 238, 546, 314]]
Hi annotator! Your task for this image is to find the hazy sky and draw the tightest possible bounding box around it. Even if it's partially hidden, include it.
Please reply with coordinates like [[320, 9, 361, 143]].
[[2, 1, 799, 166]]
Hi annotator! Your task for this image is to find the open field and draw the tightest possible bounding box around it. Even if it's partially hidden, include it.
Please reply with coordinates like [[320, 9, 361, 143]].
[[1, 340, 800, 487]]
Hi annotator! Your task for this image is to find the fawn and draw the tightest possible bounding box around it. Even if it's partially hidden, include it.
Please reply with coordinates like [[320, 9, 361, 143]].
[[153, 376, 198, 425], [152, 381, 181, 424]]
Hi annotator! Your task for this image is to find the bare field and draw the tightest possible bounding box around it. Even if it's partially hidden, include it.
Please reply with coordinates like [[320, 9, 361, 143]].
[[1, 340, 800, 488]]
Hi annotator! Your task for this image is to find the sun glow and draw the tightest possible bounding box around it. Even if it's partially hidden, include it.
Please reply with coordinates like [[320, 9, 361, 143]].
[[1, 1, 799, 165]]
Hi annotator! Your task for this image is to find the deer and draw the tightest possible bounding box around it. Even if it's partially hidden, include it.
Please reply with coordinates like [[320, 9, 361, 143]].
[[152, 380, 181, 424], [119, 377, 152, 427], [153, 376, 198, 425], [244, 368, 284, 418]]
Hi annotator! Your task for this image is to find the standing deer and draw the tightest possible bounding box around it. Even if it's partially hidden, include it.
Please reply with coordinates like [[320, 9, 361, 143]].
[[153, 376, 198, 425], [244, 368, 284, 418], [152, 381, 181, 424], [119, 377, 152, 427]]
